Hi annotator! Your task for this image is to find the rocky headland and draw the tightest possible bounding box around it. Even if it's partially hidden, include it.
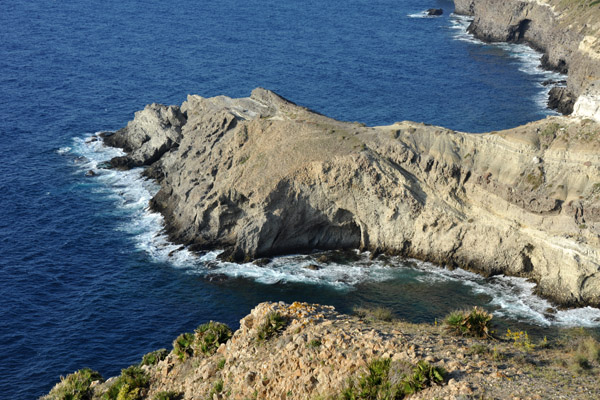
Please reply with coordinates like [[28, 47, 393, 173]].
[[103, 86, 600, 307]]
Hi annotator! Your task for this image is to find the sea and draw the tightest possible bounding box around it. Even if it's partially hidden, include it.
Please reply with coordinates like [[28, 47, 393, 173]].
[[1, 1, 599, 398]]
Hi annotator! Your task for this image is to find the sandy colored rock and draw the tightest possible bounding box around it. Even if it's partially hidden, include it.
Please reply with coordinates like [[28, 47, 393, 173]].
[[105, 88, 600, 306]]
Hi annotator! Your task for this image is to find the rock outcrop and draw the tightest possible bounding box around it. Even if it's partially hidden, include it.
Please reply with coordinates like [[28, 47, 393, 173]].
[[104, 88, 600, 307], [454, 0, 600, 119], [44, 302, 600, 400]]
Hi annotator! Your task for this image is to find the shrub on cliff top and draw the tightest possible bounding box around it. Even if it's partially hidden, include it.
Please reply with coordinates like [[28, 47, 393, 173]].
[[172, 332, 195, 361], [43, 368, 103, 400], [140, 348, 168, 366], [444, 307, 493, 339], [195, 321, 232, 355], [256, 311, 287, 342], [340, 358, 445, 399], [153, 391, 182, 400], [103, 365, 149, 400], [353, 306, 394, 322]]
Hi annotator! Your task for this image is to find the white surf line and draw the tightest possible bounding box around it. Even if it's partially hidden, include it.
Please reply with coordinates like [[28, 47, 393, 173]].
[[448, 13, 566, 114], [63, 131, 600, 327]]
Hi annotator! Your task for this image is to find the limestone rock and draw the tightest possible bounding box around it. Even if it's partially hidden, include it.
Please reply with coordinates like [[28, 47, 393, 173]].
[[106, 88, 600, 306]]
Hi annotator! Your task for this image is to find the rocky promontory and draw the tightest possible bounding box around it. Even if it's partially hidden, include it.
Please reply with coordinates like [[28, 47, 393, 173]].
[[104, 87, 600, 307]]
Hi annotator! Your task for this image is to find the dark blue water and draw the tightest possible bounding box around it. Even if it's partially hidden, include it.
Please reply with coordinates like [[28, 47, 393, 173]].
[[1, 1, 591, 399]]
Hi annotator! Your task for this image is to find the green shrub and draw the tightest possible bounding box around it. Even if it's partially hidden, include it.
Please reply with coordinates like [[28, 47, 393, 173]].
[[140, 349, 168, 366], [103, 366, 149, 400], [195, 321, 232, 355], [153, 391, 182, 400], [341, 358, 393, 399], [444, 307, 493, 338], [173, 332, 195, 361], [256, 312, 287, 342], [578, 336, 600, 363], [217, 358, 226, 370], [506, 329, 536, 351], [208, 379, 224, 399], [400, 361, 445, 396], [43, 368, 103, 400], [340, 359, 445, 399], [308, 339, 322, 348]]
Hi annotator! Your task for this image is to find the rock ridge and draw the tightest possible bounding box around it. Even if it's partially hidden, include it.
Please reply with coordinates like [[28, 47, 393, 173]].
[[103, 88, 600, 307]]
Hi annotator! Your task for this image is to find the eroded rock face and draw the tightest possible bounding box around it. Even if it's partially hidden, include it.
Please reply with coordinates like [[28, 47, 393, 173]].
[[454, 0, 600, 113], [106, 88, 600, 307]]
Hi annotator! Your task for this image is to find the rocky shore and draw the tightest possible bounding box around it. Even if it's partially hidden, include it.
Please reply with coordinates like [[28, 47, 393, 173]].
[[43, 302, 600, 399], [103, 87, 600, 307], [454, 0, 600, 120]]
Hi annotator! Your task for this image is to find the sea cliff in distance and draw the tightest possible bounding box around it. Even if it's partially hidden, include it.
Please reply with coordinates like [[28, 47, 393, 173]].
[[44, 0, 600, 399]]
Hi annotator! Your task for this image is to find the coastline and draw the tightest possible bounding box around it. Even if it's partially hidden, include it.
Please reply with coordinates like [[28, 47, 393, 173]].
[[102, 88, 600, 308], [454, 0, 600, 121]]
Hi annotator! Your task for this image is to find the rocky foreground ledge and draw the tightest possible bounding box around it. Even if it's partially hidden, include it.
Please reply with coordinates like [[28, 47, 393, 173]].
[[44, 302, 600, 399], [103, 88, 600, 307]]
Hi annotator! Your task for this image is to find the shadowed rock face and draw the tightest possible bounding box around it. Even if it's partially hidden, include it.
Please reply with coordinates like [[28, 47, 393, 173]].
[[105, 88, 600, 307]]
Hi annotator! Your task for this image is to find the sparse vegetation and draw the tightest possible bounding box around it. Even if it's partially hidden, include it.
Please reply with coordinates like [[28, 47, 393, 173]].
[[339, 358, 445, 399], [140, 349, 168, 366], [353, 306, 394, 322], [43, 368, 103, 400], [153, 391, 182, 400], [525, 171, 544, 190], [103, 366, 149, 400], [208, 379, 224, 399], [173, 332, 195, 361], [195, 321, 233, 355], [444, 307, 494, 338], [506, 329, 536, 352], [217, 358, 226, 370], [256, 311, 287, 342], [308, 339, 322, 348]]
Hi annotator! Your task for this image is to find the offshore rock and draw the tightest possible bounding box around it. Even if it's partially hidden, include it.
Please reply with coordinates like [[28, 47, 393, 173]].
[[427, 8, 443, 16], [106, 88, 600, 307]]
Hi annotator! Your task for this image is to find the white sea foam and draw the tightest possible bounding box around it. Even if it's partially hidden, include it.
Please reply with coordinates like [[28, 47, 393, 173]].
[[407, 11, 442, 19], [197, 251, 398, 290], [64, 134, 600, 327], [449, 13, 566, 113], [412, 261, 600, 327]]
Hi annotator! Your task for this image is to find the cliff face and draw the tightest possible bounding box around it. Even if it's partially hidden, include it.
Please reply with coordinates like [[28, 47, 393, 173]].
[[105, 88, 600, 307], [454, 0, 600, 120]]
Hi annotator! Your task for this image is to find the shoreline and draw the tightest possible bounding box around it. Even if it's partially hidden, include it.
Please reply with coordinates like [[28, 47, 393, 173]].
[[102, 88, 600, 308], [454, 0, 600, 121]]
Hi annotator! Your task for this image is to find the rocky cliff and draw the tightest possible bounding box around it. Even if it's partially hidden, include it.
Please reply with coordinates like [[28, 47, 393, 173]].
[[454, 0, 600, 119], [104, 88, 600, 307]]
